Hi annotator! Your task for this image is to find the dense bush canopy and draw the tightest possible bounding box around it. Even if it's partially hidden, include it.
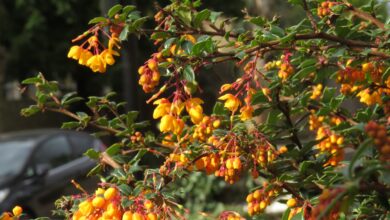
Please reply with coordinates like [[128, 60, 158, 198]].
[[2, 0, 390, 219]]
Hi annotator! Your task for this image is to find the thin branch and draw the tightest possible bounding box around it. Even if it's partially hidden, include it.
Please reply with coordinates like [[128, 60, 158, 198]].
[[302, 0, 319, 32], [344, 1, 386, 30]]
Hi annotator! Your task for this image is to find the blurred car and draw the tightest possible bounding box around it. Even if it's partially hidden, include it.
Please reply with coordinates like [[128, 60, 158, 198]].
[[0, 129, 104, 218]]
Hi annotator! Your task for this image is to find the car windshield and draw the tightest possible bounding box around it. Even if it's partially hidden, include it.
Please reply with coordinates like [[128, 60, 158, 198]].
[[0, 139, 35, 179]]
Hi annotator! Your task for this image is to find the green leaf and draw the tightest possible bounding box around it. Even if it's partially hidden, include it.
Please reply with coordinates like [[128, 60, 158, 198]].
[[176, 7, 192, 25], [88, 16, 106, 24], [84, 149, 100, 159], [20, 105, 41, 117], [106, 143, 122, 156], [212, 102, 228, 116], [122, 5, 136, 14], [118, 184, 132, 196], [194, 9, 210, 28], [63, 97, 83, 105], [249, 16, 267, 26], [126, 111, 139, 127], [282, 208, 292, 220], [290, 209, 304, 220], [251, 91, 268, 104], [348, 139, 371, 178], [288, 0, 303, 6], [22, 77, 41, 84], [270, 25, 285, 37], [192, 37, 214, 56], [209, 11, 222, 23], [298, 58, 317, 69], [322, 87, 336, 104], [119, 26, 129, 41], [108, 4, 122, 18], [381, 66, 390, 83], [130, 149, 147, 164], [183, 65, 196, 83], [61, 121, 80, 129], [293, 65, 316, 80]]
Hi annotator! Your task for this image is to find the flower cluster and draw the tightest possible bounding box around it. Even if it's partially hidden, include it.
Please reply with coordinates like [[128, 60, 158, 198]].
[[0, 206, 23, 220], [68, 33, 121, 73], [309, 188, 345, 220], [246, 183, 281, 216], [309, 113, 344, 166], [337, 62, 389, 106], [72, 187, 160, 220], [310, 84, 323, 100], [192, 116, 221, 141], [153, 98, 185, 135], [218, 211, 243, 220], [365, 121, 390, 163], [138, 54, 162, 93], [153, 97, 205, 135], [317, 1, 336, 17]]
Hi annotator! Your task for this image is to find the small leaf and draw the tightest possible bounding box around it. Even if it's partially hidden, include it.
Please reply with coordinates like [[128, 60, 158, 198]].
[[22, 77, 41, 84], [108, 4, 123, 18], [293, 65, 316, 80], [61, 121, 80, 129], [183, 65, 195, 83], [20, 105, 41, 117], [249, 16, 267, 26], [106, 143, 122, 156], [213, 102, 228, 116], [118, 184, 132, 196], [88, 17, 106, 24], [84, 149, 100, 159], [348, 139, 371, 178], [119, 26, 129, 41], [122, 5, 136, 14], [194, 9, 210, 28]]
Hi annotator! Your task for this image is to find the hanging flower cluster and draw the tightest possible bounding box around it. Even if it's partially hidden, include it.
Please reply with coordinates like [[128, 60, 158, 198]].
[[309, 113, 344, 166], [68, 32, 121, 73], [246, 182, 281, 216]]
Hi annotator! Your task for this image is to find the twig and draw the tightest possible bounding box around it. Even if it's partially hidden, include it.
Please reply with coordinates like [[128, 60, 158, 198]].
[[302, 0, 319, 32], [343, 1, 386, 31]]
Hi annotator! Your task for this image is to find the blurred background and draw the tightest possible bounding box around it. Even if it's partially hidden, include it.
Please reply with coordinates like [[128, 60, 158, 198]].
[[0, 0, 388, 219]]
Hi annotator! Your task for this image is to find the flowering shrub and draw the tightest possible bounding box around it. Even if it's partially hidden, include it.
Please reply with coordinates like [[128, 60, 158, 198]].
[[3, 0, 390, 219]]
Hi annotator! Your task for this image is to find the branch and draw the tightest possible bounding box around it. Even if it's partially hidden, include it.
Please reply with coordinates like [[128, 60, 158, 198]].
[[344, 2, 386, 31], [302, 0, 319, 32], [275, 88, 303, 149]]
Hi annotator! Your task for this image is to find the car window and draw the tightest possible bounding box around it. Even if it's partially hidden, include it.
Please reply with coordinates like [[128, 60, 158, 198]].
[[33, 135, 72, 169], [67, 134, 94, 157]]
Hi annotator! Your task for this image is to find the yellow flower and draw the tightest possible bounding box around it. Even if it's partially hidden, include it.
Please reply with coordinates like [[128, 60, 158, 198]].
[[153, 98, 171, 119], [219, 83, 232, 93], [173, 118, 184, 135], [108, 36, 121, 51], [67, 46, 82, 60], [160, 114, 175, 133], [356, 88, 382, 106], [310, 84, 323, 100], [87, 55, 106, 73], [240, 105, 253, 121], [183, 34, 196, 44], [101, 49, 116, 65], [171, 100, 185, 116], [218, 94, 241, 112], [78, 200, 93, 216], [78, 50, 93, 66], [186, 98, 204, 124]]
